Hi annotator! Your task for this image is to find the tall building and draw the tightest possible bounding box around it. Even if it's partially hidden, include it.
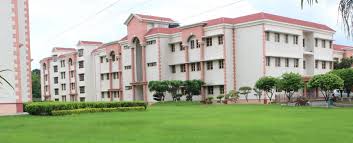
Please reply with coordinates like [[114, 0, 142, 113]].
[[41, 12, 341, 102], [0, 0, 31, 114]]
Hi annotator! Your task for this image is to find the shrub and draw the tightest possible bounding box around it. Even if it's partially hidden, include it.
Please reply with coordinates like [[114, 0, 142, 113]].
[[206, 96, 214, 104], [216, 95, 225, 103], [52, 107, 146, 116], [295, 96, 309, 106], [25, 101, 147, 115]]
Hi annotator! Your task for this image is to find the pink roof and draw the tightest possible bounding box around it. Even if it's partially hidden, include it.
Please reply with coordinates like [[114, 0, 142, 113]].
[[136, 14, 175, 22], [145, 28, 181, 36], [52, 47, 76, 52], [232, 12, 334, 32], [120, 35, 128, 41], [205, 17, 233, 26], [77, 41, 103, 46], [334, 44, 353, 51]]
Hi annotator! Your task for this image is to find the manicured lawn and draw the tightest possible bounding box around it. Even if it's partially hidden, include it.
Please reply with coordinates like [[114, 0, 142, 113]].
[[1, 103, 353, 143]]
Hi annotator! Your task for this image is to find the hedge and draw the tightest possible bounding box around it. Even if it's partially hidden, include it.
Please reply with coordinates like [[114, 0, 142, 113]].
[[24, 101, 147, 115], [52, 107, 146, 116]]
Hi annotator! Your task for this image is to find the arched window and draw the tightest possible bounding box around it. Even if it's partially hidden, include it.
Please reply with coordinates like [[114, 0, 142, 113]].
[[110, 51, 116, 62], [68, 58, 73, 66], [43, 63, 47, 71]]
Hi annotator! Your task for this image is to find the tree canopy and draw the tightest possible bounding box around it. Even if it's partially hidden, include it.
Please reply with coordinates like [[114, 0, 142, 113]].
[[255, 76, 278, 102], [307, 73, 344, 101], [277, 72, 304, 102], [330, 68, 353, 97]]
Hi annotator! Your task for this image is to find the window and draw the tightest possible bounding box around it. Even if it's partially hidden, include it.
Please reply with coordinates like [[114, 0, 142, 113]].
[[315, 60, 318, 69], [180, 64, 186, 72], [303, 39, 305, 47], [44, 75, 48, 81], [219, 85, 224, 94], [303, 60, 306, 69], [100, 56, 105, 63], [44, 85, 48, 92], [266, 57, 271, 66], [113, 91, 118, 98], [171, 65, 176, 73], [78, 61, 84, 68], [54, 89, 59, 95], [62, 96, 66, 102], [70, 71, 74, 78], [78, 49, 84, 57], [275, 33, 280, 42], [329, 41, 332, 49], [60, 60, 65, 67], [125, 86, 132, 90], [190, 40, 195, 49], [285, 34, 289, 43], [106, 73, 110, 80], [54, 77, 58, 84], [315, 38, 318, 47], [191, 63, 196, 71], [68, 59, 73, 66], [285, 58, 289, 67], [79, 74, 84, 81], [60, 72, 65, 79], [322, 40, 326, 48], [219, 60, 224, 69], [207, 61, 213, 70], [293, 36, 298, 45], [218, 35, 224, 45], [147, 40, 156, 45], [53, 66, 58, 72], [101, 74, 104, 80], [101, 92, 105, 98], [208, 86, 214, 95], [171, 44, 175, 52], [197, 62, 201, 71], [179, 43, 184, 51], [43, 63, 47, 71], [147, 62, 157, 67], [322, 61, 326, 69], [265, 32, 270, 41], [124, 46, 129, 50], [206, 37, 212, 47], [329, 62, 333, 69], [79, 86, 85, 94], [61, 84, 66, 91], [70, 83, 75, 90], [196, 40, 200, 48], [124, 65, 131, 70], [275, 57, 281, 67], [294, 59, 299, 68]]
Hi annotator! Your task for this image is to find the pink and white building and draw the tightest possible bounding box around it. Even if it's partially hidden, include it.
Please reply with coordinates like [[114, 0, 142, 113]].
[[0, 0, 32, 114], [41, 12, 345, 102]]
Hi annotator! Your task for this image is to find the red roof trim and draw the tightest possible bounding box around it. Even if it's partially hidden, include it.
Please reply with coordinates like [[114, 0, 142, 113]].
[[77, 41, 103, 46], [334, 44, 353, 51], [145, 28, 181, 36], [52, 47, 76, 52], [136, 14, 175, 22]]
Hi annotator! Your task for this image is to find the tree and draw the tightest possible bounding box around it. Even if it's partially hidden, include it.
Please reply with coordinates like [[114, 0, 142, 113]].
[[183, 80, 204, 101], [330, 69, 353, 97], [166, 80, 183, 101], [239, 86, 252, 102], [334, 58, 353, 69], [276, 73, 304, 102], [32, 69, 41, 99], [255, 76, 278, 103], [216, 95, 225, 103], [302, 0, 353, 38], [253, 88, 262, 102], [148, 81, 168, 101], [0, 69, 14, 90], [307, 74, 344, 101]]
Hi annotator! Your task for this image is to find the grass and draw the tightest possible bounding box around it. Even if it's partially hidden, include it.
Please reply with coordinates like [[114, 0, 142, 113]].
[[1, 103, 353, 143]]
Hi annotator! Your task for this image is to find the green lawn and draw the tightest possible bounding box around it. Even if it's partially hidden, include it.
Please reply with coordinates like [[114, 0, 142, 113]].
[[1, 103, 353, 143]]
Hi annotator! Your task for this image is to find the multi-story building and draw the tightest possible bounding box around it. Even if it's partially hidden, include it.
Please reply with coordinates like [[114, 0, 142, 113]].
[[41, 12, 340, 102], [0, 0, 32, 114], [40, 41, 102, 102], [333, 44, 353, 62]]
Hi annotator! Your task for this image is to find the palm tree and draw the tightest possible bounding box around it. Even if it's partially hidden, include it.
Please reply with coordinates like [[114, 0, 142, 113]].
[[301, 0, 353, 38], [0, 69, 14, 90]]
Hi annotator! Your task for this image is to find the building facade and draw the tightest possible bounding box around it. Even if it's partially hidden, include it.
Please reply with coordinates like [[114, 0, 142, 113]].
[[0, 0, 32, 114], [41, 12, 343, 103]]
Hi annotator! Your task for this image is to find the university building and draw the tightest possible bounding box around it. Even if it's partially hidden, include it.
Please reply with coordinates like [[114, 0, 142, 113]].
[[0, 0, 32, 114], [40, 12, 350, 102]]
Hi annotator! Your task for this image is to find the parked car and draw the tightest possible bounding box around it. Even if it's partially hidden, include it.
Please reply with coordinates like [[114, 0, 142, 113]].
[[333, 89, 352, 98]]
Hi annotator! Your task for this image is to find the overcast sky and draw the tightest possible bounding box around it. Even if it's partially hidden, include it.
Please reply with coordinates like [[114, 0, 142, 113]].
[[29, 0, 351, 69]]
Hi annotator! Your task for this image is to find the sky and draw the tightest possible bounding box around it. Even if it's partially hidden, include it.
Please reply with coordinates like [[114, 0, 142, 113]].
[[29, 0, 352, 69]]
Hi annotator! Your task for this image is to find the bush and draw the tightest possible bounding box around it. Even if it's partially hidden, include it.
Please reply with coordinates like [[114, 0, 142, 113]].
[[295, 96, 309, 106], [25, 101, 147, 115], [52, 107, 146, 116]]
